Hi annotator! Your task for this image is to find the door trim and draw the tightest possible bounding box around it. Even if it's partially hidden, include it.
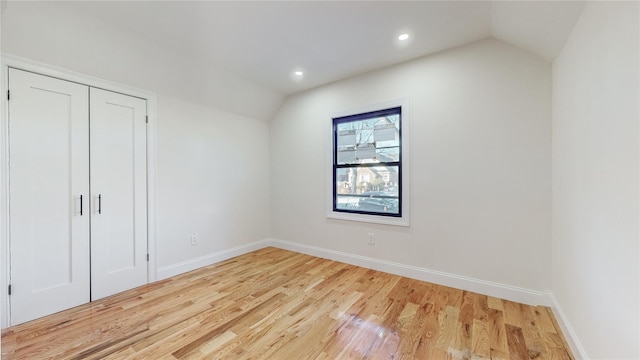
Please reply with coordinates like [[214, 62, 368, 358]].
[[0, 54, 159, 328]]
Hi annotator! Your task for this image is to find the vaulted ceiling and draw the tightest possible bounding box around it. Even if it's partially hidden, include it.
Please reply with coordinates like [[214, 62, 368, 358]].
[[70, 1, 585, 95]]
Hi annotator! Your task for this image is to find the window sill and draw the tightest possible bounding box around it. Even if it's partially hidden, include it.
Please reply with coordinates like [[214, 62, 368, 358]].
[[326, 211, 410, 227]]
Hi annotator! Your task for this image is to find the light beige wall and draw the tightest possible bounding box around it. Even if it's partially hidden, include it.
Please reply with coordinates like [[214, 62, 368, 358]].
[[157, 96, 270, 269], [552, 1, 639, 358], [270, 39, 552, 292]]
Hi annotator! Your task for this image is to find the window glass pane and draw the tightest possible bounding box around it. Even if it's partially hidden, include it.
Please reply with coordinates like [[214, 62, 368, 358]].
[[335, 166, 399, 215], [336, 113, 400, 165]]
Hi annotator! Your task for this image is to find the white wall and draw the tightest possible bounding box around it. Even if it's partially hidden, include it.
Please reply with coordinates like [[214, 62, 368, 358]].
[[0, 0, 276, 325], [552, 2, 639, 359], [270, 39, 552, 293], [156, 96, 270, 271]]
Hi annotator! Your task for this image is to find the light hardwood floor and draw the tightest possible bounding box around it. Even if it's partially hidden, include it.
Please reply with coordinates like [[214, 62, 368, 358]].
[[1, 247, 573, 359]]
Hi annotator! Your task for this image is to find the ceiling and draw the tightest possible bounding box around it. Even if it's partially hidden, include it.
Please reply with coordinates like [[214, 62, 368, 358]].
[[69, 1, 586, 96]]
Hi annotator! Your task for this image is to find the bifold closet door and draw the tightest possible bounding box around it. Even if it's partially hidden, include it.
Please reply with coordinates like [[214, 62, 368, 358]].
[[8, 68, 91, 325], [89, 88, 148, 301]]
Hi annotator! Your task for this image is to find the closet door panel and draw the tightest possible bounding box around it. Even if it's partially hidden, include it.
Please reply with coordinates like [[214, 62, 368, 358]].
[[90, 88, 147, 300], [8, 68, 90, 325]]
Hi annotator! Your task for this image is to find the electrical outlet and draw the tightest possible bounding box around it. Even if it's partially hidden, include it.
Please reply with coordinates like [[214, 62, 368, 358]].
[[190, 233, 199, 246], [367, 233, 375, 245]]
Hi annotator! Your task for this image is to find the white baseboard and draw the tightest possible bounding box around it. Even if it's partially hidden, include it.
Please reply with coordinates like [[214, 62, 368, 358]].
[[157, 239, 270, 280], [548, 293, 589, 360], [157, 239, 551, 306], [266, 238, 551, 307], [156, 238, 584, 359]]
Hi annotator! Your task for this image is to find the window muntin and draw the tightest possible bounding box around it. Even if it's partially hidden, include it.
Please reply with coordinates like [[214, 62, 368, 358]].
[[333, 107, 401, 217]]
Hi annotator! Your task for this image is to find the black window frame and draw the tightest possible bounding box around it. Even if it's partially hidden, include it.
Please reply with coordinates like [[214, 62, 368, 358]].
[[332, 107, 402, 218]]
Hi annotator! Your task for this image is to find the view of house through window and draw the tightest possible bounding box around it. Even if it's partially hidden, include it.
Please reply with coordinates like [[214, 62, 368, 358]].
[[333, 107, 401, 217]]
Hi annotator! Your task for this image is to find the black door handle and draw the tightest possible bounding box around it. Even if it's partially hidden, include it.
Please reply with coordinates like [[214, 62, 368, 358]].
[[98, 194, 102, 214]]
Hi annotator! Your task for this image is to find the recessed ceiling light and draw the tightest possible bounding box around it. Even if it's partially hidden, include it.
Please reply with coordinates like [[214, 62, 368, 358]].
[[291, 69, 305, 82], [398, 33, 410, 41]]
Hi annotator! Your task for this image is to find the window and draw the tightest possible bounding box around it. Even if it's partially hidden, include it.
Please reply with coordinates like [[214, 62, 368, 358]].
[[332, 107, 402, 217]]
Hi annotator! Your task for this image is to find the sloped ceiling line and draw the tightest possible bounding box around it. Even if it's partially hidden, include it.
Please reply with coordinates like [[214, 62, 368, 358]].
[[64, 1, 585, 96]]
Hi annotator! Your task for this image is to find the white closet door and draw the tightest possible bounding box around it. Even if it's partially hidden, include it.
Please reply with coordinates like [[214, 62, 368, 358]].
[[8, 68, 91, 325], [89, 88, 148, 300]]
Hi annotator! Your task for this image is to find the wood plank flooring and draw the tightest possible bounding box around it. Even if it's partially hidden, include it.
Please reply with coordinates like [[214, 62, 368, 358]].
[[1, 247, 574, 359]]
